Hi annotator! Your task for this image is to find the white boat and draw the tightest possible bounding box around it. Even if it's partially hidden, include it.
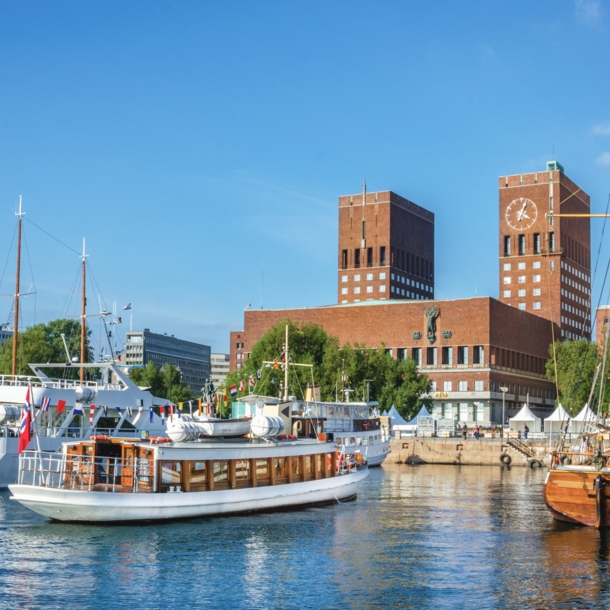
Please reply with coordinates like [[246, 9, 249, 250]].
[[9, 428, 368, 522], [0, 362, 169, 488], [190, 412, 252, 437]]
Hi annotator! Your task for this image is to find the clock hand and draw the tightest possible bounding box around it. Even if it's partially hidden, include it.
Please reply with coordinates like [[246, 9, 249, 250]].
[[522, 212, 531, 220], [517, 201, 527, 221]]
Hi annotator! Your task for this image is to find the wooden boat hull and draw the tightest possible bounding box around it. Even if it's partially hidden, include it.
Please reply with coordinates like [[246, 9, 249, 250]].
[[544, 468, 610, 527], [9, 467, 368, 523]]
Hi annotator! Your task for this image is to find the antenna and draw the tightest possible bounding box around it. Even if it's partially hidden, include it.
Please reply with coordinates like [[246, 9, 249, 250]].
[[261, 258, 264, 310]]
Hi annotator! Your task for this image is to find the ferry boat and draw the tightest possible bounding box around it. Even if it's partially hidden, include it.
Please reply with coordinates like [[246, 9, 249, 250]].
[[0, 362, 169, 488], [9, 421, 368, 523]]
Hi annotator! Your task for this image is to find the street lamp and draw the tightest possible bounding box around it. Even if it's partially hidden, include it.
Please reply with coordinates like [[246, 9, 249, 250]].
[[500, 386, 509, 438]]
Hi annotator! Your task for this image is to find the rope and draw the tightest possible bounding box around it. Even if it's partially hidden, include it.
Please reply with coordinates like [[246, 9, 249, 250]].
[[24, 218, 80, 256]]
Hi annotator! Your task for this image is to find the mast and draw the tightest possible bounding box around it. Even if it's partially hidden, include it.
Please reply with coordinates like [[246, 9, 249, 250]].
[[80, 238, 88, 382], [283, 324, 289, 400], [12, 196, 24, 376]]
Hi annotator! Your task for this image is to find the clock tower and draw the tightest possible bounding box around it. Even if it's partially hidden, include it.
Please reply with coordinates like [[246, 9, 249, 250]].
[[498, 161, 591, 340]]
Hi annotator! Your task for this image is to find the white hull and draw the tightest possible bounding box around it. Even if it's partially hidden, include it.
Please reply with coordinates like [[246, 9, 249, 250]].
[[9, 468, 368, 522]]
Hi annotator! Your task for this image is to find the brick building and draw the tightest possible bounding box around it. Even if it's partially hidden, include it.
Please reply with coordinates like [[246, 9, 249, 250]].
[[338, 185, 435, 304], [596, 306, 610, 346], [498, 161, 591, 340]]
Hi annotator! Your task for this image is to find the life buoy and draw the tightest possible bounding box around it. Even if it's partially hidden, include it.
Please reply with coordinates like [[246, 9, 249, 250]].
[[90, 435, 110, 441], [363, 420, 370, 430], [500, 453, 512, 466], [295, 420, 303, 433], [149, 436, 172, 443]]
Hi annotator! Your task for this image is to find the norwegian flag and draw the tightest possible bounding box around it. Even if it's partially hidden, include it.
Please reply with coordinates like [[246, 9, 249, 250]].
[[248, 375, 255, 387], [18, 387, 32, 454], [160, 405, 165, 425], [239, 379, 245, 392], [89, 405, 96, 426], [41, 396, 50, 412]]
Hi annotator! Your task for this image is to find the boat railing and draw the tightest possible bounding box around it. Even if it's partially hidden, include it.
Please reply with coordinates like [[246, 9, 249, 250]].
[[17, 451, 153, 493], [0, 374, 101, 389]]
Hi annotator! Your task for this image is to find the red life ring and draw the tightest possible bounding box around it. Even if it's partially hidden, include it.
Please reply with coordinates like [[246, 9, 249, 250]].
[[363, 420, 370, 430]]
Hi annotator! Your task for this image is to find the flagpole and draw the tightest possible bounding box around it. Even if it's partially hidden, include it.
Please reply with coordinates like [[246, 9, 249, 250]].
[[130, 309, 132, 332], [29, 384, 42, 453]]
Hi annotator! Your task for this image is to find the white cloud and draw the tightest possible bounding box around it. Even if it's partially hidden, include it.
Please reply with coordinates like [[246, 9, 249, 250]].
[[575, 0, 603, 25], [596, 152, 610, 166], [592, 123, 610, 135]]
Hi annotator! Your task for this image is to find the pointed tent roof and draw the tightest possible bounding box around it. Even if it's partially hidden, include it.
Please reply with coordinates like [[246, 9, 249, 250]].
[[545, 403, 571, 422], [387, 405, 408, 426], [572, 403, 598, 422], [407, 405, 432, 426], [510, 403, 541, 423], [381, 409, 388, 416]]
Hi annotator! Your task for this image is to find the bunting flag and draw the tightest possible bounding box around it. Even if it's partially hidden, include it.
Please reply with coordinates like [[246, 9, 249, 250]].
[[74, 405, 83, 416], [239, 379, 245, 392], [169, 404, 175, 421], [116, 406, 122, 417], [149, 407, 154, 423], [248, 375, 255, 387], [18, 388, 32, 454], [41, 396, 50, 412], [103, 405, 108, 417], [160, 405, 165, 425], [256, 369, 262, 380], [56, 399, 66, 414], [229, 385, 237, 397], [178, 402, 183, 413], [89, 405, 95, 426], [127, 407, 133, 418]]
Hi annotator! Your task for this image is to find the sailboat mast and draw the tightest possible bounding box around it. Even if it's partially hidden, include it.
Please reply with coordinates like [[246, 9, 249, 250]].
[[12, 196, 24, 377], [80, 238, 87, 382], [284, 324, 289, 400]]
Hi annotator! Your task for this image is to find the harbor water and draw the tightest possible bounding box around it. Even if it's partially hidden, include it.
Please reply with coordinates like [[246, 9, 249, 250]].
[[1, 464, 609, 609]]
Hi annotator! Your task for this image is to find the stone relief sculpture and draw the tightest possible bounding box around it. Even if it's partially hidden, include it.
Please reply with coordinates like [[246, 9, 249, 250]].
[[424, 306, 440, 344]]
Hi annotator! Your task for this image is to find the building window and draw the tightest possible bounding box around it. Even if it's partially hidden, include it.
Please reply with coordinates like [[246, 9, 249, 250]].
[[380, 285, 386, 292], [442, 346, 453, 365], [430, 381, 437, 392], [549, 232, 555, 252], [341, 299, 347, 303], [366, 286, 373, 293], [459, 403, 469, 421], [379, 272, 386, 280], [354, 274, 360, 281], [518, 262, 526, 270], [533, 288, 541, 296], [367, 247, 373, 267], [380, 246, 386, 266], [518, 276, 525, 283], [474, 381, 484, 392], [503, 290, 511, 297], [473, 345, 483, 365], [457, 346, 468, 365], [518, 235, 525, 255], [458, 381, 468, 392], [518, 289, 525, 297], [391, 273, 395, 280], [533, 302, 541, 310], [341, 275, 348, 282], [341, 288, 348, 295], [442, 403, 452, 418], [475, 403, 484, 421], [534, 233, 540, 254], [503, 277, 511, 285], [426, 347, 438, 366], [411, 348, 422, 366], [342, 250, 348, 269], [533, 261, 541, 269], [504, 236, 511, 256], [366, 273, 373, 280], [391, 286, 395, 293], [503, 263, 511, 271], [518, 303, 526, 310], [397, 348, 406, 360], [443, 381, 452, 392], [354, 287, 361, 294], [533, 275, 541, 282], [355, 249, 360, 268]]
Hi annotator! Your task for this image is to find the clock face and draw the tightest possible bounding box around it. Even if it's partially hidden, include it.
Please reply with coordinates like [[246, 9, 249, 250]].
[[506, 198, 538, 230]]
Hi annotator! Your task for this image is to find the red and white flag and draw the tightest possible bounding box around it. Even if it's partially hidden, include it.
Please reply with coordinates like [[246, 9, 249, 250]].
[[89, 405, 96, 427], [248, 375, 255, 387], [239, 379, 245, 392], [18, 387, 32, 454], [160, 405, 165, 425]]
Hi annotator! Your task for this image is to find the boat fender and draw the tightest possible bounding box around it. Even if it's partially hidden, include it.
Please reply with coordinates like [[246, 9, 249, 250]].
[[90, 435, 110, 441], [149, 437, 172, 443], [500, 453, 512, 466], [295, 420, 303, 433], [528, 459, 542, 469]]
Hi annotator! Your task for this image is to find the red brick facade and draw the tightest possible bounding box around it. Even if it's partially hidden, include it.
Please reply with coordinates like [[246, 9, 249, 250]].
[[595, 306, 610, 346], [498, 164, 591, 340]]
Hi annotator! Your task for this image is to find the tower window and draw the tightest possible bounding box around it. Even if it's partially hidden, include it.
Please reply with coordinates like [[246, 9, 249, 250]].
[[504, 236, 511, 256], [367, 247, 373, 267], [518, 235, 525, 255], [342, 250, 348, 270], [354, 249, 360, 268], [549, 232, 555, 253], [380, 246, 386, 266], [533, 233, 540, 254]]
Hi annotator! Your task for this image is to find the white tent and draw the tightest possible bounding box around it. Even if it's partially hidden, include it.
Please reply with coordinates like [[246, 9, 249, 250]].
[[509, 403, 542, 432], [387, 405, 408, 426], [381, 409, 388, 416], [544, 403, 571, 434], [570, 403, 598, 434], [406, 405, 432, 426]]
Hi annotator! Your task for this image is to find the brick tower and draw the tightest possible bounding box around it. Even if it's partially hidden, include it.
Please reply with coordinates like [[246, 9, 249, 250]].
[[337, 185, 435, 304], [498, 161, 591, 340]]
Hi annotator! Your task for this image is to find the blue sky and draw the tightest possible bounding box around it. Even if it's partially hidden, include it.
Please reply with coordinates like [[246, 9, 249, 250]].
[[1, 0, 610, 355]]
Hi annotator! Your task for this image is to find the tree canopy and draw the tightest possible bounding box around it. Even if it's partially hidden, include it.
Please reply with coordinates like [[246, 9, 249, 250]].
[[545, 338, 610, 416], [222, 318, 431, 418], [0, 318, 95, 379], [129, 362, 194, 403]]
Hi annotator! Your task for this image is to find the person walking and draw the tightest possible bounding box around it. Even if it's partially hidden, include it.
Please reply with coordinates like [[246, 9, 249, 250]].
[[462, 424, 468, 440], [473, 425, 480, 440], [523, 424, 529, 440]]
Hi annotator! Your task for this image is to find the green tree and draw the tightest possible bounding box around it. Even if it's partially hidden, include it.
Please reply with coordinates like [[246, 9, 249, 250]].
[[129, 362, 194, 402], [0, 318, 94, 379], [545, 338, 609, 416], [222, 318, 430, 419]]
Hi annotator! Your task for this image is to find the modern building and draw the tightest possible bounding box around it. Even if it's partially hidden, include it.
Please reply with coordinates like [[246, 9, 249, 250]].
[[498, 161, 591, 340], [123, 329, 211, 393], [0, 324, 12, 347], [595, 306, 610, 346], [211, 353, 230, 388], [338, 186, 435, 304]]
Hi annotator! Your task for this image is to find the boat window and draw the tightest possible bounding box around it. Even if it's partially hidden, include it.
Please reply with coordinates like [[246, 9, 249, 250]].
[[336, 437, 342, 445], [291, 456, 301, 476], [305, 455, 314, 474], [316, 454, 324, 473], [350, 437, 356, 446], [189, 462, 206, 487], [328, 406, 335, 418], [356, 437, 362, 445], [255, 459, 269, 480], [274, 458, 287, 478], [212, 461, 229, 484], [235, 460, 250, 481], [161, 462, 181, 485], [369, 437, 374, 445]]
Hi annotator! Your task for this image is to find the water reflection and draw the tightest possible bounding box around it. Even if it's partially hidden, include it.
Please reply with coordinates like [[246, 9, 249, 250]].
[[2, 467, 610, 608]]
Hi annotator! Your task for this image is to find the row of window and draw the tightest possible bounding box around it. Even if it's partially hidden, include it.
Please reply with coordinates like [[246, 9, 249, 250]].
[[430, 380, 486, 392], [561, 260, 590, 282], [561, 301, 588, 322], [503, 275, 541, 285], [395, 345, 484, 366], [341, 273, 387, 282], [391, 287, 430, 299], [561, 274, 590, 295], [437, 403, 485, 422], [341, 285, 387, 295], [516, 302, 541, 310], [561, 316, 588, 332], [503, 261, 542, 271], [336, 434, 383, 446], [503, 289, 542, 298], [562, 288, 590, 308], [391, 273, 432, 292], [504, 233, 554, 256], [341, 247, 386, 269], [562, 235, 590, 271], [160, 454, 338, 492], [390, 248, 432, 280]]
